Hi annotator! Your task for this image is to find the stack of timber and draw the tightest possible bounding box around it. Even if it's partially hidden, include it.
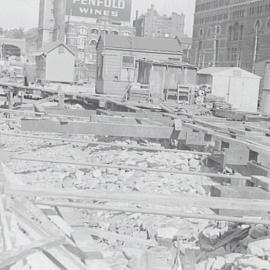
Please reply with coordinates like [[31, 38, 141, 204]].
[[123, 83, 152, 103], [205, 95, 232, 110]]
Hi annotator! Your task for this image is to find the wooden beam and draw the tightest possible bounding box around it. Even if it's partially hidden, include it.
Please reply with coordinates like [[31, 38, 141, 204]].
[[105, 98, 142, 112], [245, 124, 270, 136], [0, 237, 65, 269], [0, 108, 91, 121], [8, 185, 270, 212], [21, 119, 175, 139], [11, 156, 249, 180], [0, 131, 211, 155], [37, 200, 270, 225]]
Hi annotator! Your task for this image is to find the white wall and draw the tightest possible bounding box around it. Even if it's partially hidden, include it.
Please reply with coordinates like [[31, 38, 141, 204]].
[[45, 46, 75, 83], [212, 75, 260, 112], [212, 75, 230, 100]]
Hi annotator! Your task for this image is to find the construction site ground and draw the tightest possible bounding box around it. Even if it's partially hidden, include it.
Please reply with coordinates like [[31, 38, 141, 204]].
[[1, 84, 270, 270]]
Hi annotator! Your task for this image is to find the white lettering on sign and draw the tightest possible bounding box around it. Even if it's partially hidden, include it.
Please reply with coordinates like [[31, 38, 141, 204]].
[[79, 7, 119, 16], [73, 0, 125, 9], [69, 0, 130, 21]]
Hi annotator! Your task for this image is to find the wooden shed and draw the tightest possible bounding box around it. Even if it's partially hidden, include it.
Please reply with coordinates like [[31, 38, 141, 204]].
[[136, 59, 197, 101], [95, 35, 183, 96], [35, 42, 75, 83]]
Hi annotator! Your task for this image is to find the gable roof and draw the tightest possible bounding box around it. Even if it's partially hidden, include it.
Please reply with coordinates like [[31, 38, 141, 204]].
[[197, 67, 261, 79], [197, 67, 232, 75], [100, 35, 182, 54], [33, 42, 75, 56]]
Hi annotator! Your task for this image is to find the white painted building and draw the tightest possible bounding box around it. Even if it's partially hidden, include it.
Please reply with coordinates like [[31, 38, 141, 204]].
[[35, 42, 75, 83], [197, 67, 261, 112]]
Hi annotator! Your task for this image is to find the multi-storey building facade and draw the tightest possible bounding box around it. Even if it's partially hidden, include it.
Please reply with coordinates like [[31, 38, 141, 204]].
[[65, 18, 134, 81], [191, 0, 270, 72], [134, 5, 192, 63], [38, 0, 134, 82], [134, 5, 185, 39]]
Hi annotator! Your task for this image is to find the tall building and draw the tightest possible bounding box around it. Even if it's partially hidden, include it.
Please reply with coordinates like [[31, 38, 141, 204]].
[[134, 5, 191, 63], [38, 0, 66, 48], [191, 0, 270, 72], [38, 0, 134, 82], [66, 18, 134, 81], [134, 5, 185, 39]]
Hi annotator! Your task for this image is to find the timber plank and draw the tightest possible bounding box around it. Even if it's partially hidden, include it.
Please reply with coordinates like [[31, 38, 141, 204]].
[[21, 119, 174, 139], [8, 185, 270, 212]]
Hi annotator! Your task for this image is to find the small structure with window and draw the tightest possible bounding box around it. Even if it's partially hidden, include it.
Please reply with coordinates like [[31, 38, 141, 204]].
[[35, 42, 75, 83], [96, 35, 183, 95]]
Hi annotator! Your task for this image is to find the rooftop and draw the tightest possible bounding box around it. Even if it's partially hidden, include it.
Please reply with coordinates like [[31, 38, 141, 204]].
[[100, 35, 182, 54]]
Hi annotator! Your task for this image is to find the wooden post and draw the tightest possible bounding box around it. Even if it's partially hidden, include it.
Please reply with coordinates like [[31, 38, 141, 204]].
[[20, 91, 24, 105], [7, 90, 13, 110], [0, 196, 12, 251], [57, 86, 64, 109]]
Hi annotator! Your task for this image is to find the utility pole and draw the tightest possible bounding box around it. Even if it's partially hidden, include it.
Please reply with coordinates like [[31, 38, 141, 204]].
[[213, 25, 218, 67], [252, 22, 259, 73], [202, 53, 205, 68], [236, 50, 241, 68]]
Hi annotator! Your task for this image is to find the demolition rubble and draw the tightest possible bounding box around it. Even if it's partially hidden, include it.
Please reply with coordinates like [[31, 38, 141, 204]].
[[0, 106, 270, 270]]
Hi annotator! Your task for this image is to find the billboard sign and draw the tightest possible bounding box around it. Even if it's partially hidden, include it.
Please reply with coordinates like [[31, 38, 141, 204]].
[[66, 0, 132, 22]]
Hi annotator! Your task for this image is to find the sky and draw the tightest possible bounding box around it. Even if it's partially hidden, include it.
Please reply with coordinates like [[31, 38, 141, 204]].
[[0, 0, 196, 36]]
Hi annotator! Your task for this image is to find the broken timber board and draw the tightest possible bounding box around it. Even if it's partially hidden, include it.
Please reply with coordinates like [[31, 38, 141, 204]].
[[11, 199, 91, 270], [21, 119, 174, 139], [0, 237, 65, 269]]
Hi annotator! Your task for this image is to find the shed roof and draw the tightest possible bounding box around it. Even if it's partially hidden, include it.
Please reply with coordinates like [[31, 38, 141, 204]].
[[137, 58, 197, 69], [100, 35, 182, 54], [197, 67, 261, 79]]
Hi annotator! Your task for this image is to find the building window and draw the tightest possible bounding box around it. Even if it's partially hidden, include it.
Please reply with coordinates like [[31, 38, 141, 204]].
[[254, 20, 261, 31], [267, 19, 270, 28], [231, 48, 238, 61], [78, 52, 85, 61], [227, 48, 231, 61], [91, 29, 99, 34], [228, 26, 232, 41], [79, 27, 88, 36], [122, 55, 135, 69], [122, 31, 131, 36], [89, 40, 97, 46], [77, 37, 85, 49], [101, 30, 109, 35], [207, 27, 212, 37], [240, 25, 244, 40], [233, 22, 239, 40], [121, 55, 135, 82]]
